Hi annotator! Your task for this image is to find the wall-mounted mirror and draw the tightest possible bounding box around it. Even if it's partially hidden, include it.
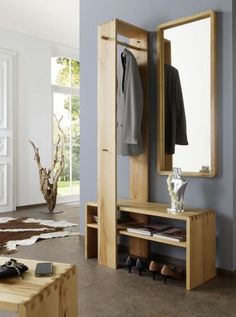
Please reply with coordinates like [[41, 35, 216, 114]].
[[157, 10, 217, 177]]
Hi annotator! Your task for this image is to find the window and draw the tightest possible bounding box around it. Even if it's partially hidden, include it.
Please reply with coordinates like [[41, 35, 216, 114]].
[[51, 57, 80, 198]]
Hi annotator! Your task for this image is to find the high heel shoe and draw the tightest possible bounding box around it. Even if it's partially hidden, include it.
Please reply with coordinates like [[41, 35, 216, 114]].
[[135, 258, 149, 276], [125, 255, 137, 273], [149, 260, 162, 280], [160, 264, 184, 284]]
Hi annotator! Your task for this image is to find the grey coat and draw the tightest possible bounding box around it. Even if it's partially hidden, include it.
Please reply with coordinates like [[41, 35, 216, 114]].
[[117, 49, 143, 156]]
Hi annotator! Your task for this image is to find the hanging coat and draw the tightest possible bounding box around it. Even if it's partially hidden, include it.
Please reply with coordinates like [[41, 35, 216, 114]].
[[165, 64, 188, 155], [117, 49, 143, 156]]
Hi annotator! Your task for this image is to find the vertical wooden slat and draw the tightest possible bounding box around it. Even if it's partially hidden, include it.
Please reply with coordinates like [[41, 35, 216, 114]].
[[59, 267, 78, 317], [157, 28, 165, 174], [210, 11, 217, 177], [97, 20, 117, 269], [97, 19, 149, 265], [129, 34, 149, 257], [186, 212, 216, 290]]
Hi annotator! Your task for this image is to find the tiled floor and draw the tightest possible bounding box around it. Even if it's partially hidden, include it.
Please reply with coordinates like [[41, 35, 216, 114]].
[[1, 203, 236, 317]]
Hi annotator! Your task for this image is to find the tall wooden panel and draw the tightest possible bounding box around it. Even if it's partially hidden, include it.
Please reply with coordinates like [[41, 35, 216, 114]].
[[97, 19, 149, 267], [128, 30, 149, 257], [186, 211, 216, 290], [97, 20, 117, 268]]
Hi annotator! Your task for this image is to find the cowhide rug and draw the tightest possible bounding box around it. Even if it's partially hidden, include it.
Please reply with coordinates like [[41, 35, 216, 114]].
[[0, 217, 79, 255]]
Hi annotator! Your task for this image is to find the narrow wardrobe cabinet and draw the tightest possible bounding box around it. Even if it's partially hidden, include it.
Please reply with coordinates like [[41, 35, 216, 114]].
[[97, 19, 149, 268]]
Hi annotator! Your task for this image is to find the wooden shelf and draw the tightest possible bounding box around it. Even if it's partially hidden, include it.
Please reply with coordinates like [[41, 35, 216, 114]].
[[87, 223, 128, 231], [86, 201, 98, 208], [87, 200, 212, 220], [85, 200, 216, 290], [119, 230, 187, 248], [118, 200, 212, 220], [87, 223, 98, 229]]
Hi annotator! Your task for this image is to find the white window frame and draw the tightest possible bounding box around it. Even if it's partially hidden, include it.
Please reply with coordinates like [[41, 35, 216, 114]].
[[51, 67, 80, 204]]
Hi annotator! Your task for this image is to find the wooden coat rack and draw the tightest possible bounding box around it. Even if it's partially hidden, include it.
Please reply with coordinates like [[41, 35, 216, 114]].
[[97, 19, 149, 268]]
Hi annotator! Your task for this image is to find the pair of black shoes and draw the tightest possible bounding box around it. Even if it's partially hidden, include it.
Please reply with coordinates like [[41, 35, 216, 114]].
[[125, 255, 149, 276]]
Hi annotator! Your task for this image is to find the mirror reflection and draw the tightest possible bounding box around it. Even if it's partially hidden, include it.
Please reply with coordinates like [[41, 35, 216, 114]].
[[158, 11, 216, 176]]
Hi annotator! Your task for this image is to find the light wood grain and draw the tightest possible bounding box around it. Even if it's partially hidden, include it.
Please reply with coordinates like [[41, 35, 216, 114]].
[[87, 223, 98, 229], [97, 19, 150, 266], [116, 19, 147, 39], [59, 266, 78, 317], [157, 27, 165, 173], [119, 230, 187, 248], [158, 10, 215, 30], [0, 257, 77, 317], [118, 199, 211, 219], [186, 212, 216, 290], [97, 20, 117, 269], [94, 16, 216, 291], [210, 11, 217, 176], [128, 25, 149, 258], [85, 200, 216, 290], [86, 204, 98, 224], [85, 199, 211, 220], [129, 33, 149, 202]]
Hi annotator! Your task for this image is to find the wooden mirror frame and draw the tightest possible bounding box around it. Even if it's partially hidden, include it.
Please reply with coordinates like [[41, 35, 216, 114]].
[[157, 10, 217, 177]]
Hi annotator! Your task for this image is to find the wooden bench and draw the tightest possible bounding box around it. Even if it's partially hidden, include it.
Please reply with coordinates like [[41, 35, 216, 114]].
[[0, 257, 78, 317]]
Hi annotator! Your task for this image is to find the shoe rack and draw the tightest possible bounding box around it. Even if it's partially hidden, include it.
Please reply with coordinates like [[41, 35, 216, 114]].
[[85, 200, 216, 291]]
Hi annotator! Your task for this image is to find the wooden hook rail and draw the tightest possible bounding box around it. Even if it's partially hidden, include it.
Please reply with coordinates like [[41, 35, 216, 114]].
[[101, 35, 147, 51]]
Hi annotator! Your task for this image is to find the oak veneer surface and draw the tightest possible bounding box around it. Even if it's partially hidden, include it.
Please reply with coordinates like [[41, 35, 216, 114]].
[[118, 200, 212, 220], [97, 19, 149, 266], [186, 212, 216, 290], [86, 201, 216, 290], [87, 200, 211, 220], [0, 257, 77, 317], [97, 20, 117, 269], [128, 25, 149, 258], [119, 230, 187, 248]]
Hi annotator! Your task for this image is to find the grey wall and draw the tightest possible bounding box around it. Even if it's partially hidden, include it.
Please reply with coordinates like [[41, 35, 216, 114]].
[[233, 2, 236, 270], [80, 0, 234, 270]]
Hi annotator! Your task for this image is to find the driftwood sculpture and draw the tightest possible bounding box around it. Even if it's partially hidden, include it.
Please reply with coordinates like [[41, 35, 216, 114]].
[[29, 116, 65, 213]]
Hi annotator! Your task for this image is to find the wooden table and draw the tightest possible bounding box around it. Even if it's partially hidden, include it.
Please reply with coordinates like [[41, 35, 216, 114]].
[[0, 257, 78, 317]]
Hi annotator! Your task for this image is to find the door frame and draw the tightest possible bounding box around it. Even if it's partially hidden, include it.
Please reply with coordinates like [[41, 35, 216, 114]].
[[0, 48, 16, 212]]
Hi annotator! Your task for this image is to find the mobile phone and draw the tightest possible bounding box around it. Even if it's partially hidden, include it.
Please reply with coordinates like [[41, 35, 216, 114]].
[[35, 262, 53, 277]]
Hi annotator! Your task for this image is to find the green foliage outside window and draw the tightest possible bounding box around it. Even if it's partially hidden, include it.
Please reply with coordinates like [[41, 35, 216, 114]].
[[55, 57, 80, 88]]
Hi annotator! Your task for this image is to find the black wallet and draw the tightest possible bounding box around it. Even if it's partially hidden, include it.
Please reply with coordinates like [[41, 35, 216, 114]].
[[0, 259, 28, 278]]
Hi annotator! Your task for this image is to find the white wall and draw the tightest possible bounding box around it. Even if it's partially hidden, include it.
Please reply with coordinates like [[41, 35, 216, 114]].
[[0, 26, 79, 206], [0, 0, 79, 49]]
